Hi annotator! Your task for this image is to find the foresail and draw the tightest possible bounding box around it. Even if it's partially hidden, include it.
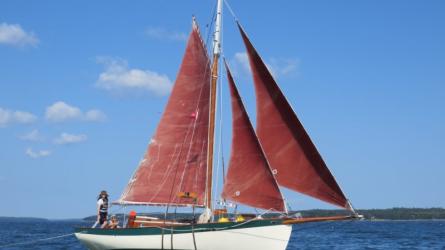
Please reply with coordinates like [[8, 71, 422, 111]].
[[238, 24, 350, 209], [221, 62, 286, 212], [117, 20, 211, 206]]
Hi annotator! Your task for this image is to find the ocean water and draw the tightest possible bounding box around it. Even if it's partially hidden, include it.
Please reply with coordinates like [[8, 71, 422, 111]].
[[0, 219, 444, 249]]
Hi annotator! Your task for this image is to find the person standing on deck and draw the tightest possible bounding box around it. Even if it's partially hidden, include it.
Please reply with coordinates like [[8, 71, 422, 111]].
[[96, 190, 109, 228]]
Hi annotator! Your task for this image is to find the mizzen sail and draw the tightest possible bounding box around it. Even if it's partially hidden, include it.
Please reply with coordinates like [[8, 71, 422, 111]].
[[117, 20, 211, 206], [221, 62, 286, 212], [238, 24, 350, 209]]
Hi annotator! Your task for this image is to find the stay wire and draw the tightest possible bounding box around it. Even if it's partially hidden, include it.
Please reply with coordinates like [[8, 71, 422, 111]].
[[0, 233, 75, 249], [212, 0, 225, 213], [224, 0, 238, 22], [204, 0, 218, 50]]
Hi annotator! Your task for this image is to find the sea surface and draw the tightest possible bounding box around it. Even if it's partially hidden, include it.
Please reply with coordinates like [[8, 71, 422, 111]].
[[0, 219, 444, 249]]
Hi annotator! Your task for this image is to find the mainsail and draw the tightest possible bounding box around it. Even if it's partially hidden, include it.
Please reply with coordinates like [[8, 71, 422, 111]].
[[117, 20, 211, 206], [221, 62, 286, 212], [238, 24, 350, 209]]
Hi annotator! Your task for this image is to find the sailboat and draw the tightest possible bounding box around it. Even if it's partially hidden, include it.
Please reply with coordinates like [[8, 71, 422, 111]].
[[75, 1, 361, 249]]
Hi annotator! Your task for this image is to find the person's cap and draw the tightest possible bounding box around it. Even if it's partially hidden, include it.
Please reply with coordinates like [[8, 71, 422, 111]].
[[100, 190, 108, 196]]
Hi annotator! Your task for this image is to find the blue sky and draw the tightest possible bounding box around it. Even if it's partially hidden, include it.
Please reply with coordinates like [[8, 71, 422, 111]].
[[0, 0, 444, 219]]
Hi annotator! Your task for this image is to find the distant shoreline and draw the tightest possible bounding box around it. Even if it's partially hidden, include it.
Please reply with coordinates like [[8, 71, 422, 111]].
[[294, 207, 445, 220]]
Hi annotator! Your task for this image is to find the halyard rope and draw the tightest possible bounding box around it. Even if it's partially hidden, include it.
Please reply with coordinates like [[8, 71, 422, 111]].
[[0, 233, 75, 249], [224, 0, 238, 22]]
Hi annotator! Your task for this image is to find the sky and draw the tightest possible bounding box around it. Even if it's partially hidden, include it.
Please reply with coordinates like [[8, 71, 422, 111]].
[[0, 0, 444, 219]]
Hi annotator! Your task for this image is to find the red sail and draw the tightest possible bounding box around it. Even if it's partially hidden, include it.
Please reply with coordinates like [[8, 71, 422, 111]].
[[221, 62, 286, 212], [118, 21, 211, 206], [238, 24, 349, 209]]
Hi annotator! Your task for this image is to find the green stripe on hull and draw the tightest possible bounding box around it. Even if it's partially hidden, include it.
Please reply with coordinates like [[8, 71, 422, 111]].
[[76, 219, 284, 236]]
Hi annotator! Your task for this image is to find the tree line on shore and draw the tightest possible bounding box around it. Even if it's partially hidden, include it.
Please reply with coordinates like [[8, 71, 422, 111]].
[[298, 207, 445, 220]]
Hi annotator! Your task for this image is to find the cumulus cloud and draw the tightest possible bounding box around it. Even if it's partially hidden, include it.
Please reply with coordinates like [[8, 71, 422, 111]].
[[267, 58, 300, 78], [25, 148, 51, 158], [84, 109, 107, 122], [145, 27, 187, 42], [45, 101, 106, 123], [0, 107, 37, 127], [20, 129, 44, 141], [96, 58, 172, 96], [231, 52, 299, 78], [231, 52, 251, 76], [0, 22, 39, 47], [53, 133, 87, 145], [45, 101, 81, 122], [13, 111, 37, 123]]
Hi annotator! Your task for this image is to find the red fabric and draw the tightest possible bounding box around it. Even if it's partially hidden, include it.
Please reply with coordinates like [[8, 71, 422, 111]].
[[119, 24, 211, 206], [238, 24, 349, 209], [221, 62, 285, 212]]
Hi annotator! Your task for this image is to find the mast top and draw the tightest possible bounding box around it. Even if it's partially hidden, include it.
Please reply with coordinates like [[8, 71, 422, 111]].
[[213, 0, 223, 56]]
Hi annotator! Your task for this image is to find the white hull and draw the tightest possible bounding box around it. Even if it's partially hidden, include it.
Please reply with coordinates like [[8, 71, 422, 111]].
[[75, 224, 292, 250]]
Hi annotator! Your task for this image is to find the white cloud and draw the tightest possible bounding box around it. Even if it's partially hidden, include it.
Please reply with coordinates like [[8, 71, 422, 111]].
[[45, 101, 106, 123], [20, 129, 44, 141], [13, 111, 38, 123], [54, 133, 87, 145], [233, 52, 251, 76], [145, 27, 187, 42], [231, 52, 299, 78], [45, 101, 81, 122], [0, 22, 39, 47], [267, 58, 300, 78], [0, 107, 37, 127], [25, 148, 51, 158], [85, 109, 107, 122], [96, 58, 172, 96], [0, 108, 11, 126]]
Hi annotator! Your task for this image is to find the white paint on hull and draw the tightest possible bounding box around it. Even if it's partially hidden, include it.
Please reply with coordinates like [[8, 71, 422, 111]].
[[75, 224, 292, 250]]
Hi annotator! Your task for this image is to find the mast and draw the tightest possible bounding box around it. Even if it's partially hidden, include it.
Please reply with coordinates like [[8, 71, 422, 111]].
[[206, 0, 223, 211]]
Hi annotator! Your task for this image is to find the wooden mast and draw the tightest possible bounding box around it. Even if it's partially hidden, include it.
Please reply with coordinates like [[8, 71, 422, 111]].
[[206, 0, 223, 211]]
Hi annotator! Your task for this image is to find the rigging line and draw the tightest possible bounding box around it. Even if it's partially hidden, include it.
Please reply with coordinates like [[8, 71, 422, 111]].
[[174, 34, 213, 204], [219, 58, 226, 189], [150, 23, 213, 207], [204, 27, 219, 211], [121, 18, 212, 207], [0, 233, 75, 249], [167, 38, 209, 207], [123, 205, 127, 228], [173, 19, 214, 203], [204, 0, 218, 50], [212, 6, 225, 212], [162, 119, 201, 249], [191, 204, 198, 250], [148, 215, 355, 234], [164, 27, 214, 238], [145, 208, 275, 232], [164, 130, 195, 204], [224, 0, 238, 22]]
